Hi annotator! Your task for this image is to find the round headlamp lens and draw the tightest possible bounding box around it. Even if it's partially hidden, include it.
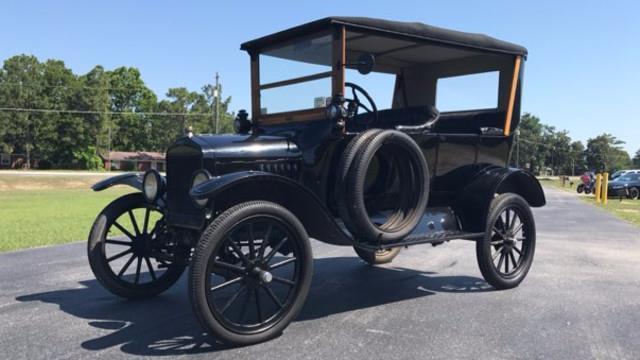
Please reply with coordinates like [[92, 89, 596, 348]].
[[143, 170, 160, 202], [191, 170, 212, 207]]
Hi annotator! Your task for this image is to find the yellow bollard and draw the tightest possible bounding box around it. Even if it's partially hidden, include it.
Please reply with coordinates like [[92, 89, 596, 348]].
[[595, 174, 602, 203], [602, 172, 609, 205]]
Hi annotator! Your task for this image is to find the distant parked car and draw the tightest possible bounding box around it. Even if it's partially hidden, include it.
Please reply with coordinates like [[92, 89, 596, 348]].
[[608, 173, 640, 199], [610, 169, 640, 180]]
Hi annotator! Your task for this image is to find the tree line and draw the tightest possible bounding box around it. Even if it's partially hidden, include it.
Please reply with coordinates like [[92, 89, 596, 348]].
[[0, 54, 235, 169], [1, 54, 639, 173], [513, 113, 639, 175]]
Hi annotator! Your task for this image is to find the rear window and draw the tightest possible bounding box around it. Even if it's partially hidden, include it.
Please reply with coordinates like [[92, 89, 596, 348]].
[[436, 71, 499, 112]]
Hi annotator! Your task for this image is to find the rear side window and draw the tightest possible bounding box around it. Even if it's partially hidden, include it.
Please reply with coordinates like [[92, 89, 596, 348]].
[[436, 71, 499, 112]]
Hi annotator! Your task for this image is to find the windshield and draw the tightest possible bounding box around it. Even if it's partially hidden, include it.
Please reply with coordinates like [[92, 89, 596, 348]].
[[618, 174, 639, 181], [259, 34, 332, 114]]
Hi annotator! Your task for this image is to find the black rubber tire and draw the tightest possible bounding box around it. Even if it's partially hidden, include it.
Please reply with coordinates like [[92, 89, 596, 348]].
[[189, 201, 313, 346], [87, 193, 185, 299], [628, 187, 639, 200], [476, 193, 536, 290], [335, 129, 384, 234], [354, 246, 400, 265], [584, 187, 592, 194], [576, 184, 584, 194], [345, 130, 429, 242]]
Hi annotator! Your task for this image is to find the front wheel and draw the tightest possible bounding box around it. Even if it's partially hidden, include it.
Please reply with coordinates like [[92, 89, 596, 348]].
[[476, 193, 536, 290], [87, 193, 186, 299], [189, 201, 313, 345], [576, 184, 584, 193], [628, 187, 639, 200]]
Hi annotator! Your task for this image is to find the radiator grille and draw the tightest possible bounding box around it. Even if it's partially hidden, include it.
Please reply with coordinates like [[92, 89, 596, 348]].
[[166, 145, 204, 228]]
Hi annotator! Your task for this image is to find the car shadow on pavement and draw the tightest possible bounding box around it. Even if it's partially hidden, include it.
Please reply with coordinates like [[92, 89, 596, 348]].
[[15, 256, 491, 356]]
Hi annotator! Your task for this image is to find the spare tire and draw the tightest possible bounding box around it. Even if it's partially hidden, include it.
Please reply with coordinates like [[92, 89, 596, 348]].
[[335, 129, 384, 234], [338, 129, 430, 243]]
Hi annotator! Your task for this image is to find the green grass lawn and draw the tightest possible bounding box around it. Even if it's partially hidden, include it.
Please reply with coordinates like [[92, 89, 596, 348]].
[[579, 195, 640, 226], [0, 174, 132, 252]]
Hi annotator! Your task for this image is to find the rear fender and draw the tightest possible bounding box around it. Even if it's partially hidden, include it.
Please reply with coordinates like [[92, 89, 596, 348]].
[[191, 171, 354, 246], [92, 173, 143, 192], [453, 166, 545, 232]]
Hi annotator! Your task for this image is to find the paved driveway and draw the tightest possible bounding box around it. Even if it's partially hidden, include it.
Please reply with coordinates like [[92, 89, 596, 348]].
[[1, 187, 639, 359]]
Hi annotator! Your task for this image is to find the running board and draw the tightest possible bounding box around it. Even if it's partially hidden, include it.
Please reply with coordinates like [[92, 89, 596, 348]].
[[354, 230, 484, 251]]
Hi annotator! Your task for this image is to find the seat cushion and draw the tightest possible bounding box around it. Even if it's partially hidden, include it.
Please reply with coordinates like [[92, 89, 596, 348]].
[[351, 105, 438, 129]]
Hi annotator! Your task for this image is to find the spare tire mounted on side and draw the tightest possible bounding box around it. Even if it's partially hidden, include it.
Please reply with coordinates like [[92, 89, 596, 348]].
[[337, 129, 430, 243]]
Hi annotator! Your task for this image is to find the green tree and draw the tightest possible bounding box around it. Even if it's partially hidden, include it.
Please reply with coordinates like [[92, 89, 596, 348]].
[[633, 149, 640, 168], [107, 67, 157, 151], [37, 59, 90, 167], [202, 83, 234, 134], [0, 53, 237, 168], [76, 65, 110, 159], [585, 134, 631, 172], [0, 55, 46, 168], [516, 113, 549, 174], [568, 141, 586, 175]]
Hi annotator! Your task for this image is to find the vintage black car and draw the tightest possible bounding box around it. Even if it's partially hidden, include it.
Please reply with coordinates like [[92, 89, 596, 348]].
[[88, 17, 545, 345]]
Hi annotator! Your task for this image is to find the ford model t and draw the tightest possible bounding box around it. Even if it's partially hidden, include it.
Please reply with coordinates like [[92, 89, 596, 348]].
[[88, 17, 545, 345]]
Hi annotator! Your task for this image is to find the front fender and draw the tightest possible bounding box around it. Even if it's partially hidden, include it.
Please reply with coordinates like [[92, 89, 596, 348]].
[[92, 173, 143, 192], [191, 171, 354, 246], [453, 166, 545, 232]]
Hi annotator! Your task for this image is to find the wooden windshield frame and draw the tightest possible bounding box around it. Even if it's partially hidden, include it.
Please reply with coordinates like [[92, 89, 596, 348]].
[[250, 26, 345, 125]]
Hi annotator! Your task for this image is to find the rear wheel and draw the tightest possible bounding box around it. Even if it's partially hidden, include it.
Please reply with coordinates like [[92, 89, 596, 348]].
[[576, 184, 584, 193], [476, 193, 536, 290], [87, 193, 185, 299], [354, 246, 400, 265], [189, 201, 313, 345], [628, 187, 639, 200]]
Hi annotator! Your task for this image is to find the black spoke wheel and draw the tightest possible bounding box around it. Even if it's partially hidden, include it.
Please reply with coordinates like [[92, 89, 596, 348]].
[[189, 201, 313, 345], [476, 193, 536, 290], [353, 246, 400, 265], [88, 193, 185, 299]]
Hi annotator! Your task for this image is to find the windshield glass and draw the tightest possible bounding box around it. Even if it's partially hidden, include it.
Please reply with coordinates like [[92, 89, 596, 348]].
[[618, 174, 638, 181], [259, 34, 332, 114]]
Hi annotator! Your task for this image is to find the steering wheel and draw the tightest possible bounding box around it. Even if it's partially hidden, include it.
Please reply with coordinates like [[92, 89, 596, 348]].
[[345, 82, 378, 125]]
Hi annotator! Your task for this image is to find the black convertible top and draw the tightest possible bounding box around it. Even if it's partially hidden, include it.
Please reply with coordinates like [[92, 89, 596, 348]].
[[241, 17, 527, 57]]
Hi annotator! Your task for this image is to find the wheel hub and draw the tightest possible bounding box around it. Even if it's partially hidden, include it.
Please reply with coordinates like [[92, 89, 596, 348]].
[[131, 233, 152, 257], [249, 262, 273, 284]]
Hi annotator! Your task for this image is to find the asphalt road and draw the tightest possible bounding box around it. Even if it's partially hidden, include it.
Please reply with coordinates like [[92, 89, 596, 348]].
[[1, 186, 639, 360]]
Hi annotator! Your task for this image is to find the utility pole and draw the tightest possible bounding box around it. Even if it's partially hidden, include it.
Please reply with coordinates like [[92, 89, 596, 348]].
[[214, 72, 220, 134]]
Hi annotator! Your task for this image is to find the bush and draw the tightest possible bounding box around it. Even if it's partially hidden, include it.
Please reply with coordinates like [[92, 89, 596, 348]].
[[73, 147, 104, 171]]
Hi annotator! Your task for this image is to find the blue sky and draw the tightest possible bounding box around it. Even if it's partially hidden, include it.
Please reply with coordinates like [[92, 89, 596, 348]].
[[1, 1, 638, 154]]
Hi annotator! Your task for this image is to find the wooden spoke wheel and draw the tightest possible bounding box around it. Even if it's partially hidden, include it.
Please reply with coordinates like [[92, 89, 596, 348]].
[[189, 201, 312, 345], [476, 193, 536, 289], [88, 193, 185, 299]]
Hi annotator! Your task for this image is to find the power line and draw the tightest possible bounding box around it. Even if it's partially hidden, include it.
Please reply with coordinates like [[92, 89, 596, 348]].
[[0, 82, 214, 94], [0, 107, 211, 117], [0, 81, 155, 92]]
